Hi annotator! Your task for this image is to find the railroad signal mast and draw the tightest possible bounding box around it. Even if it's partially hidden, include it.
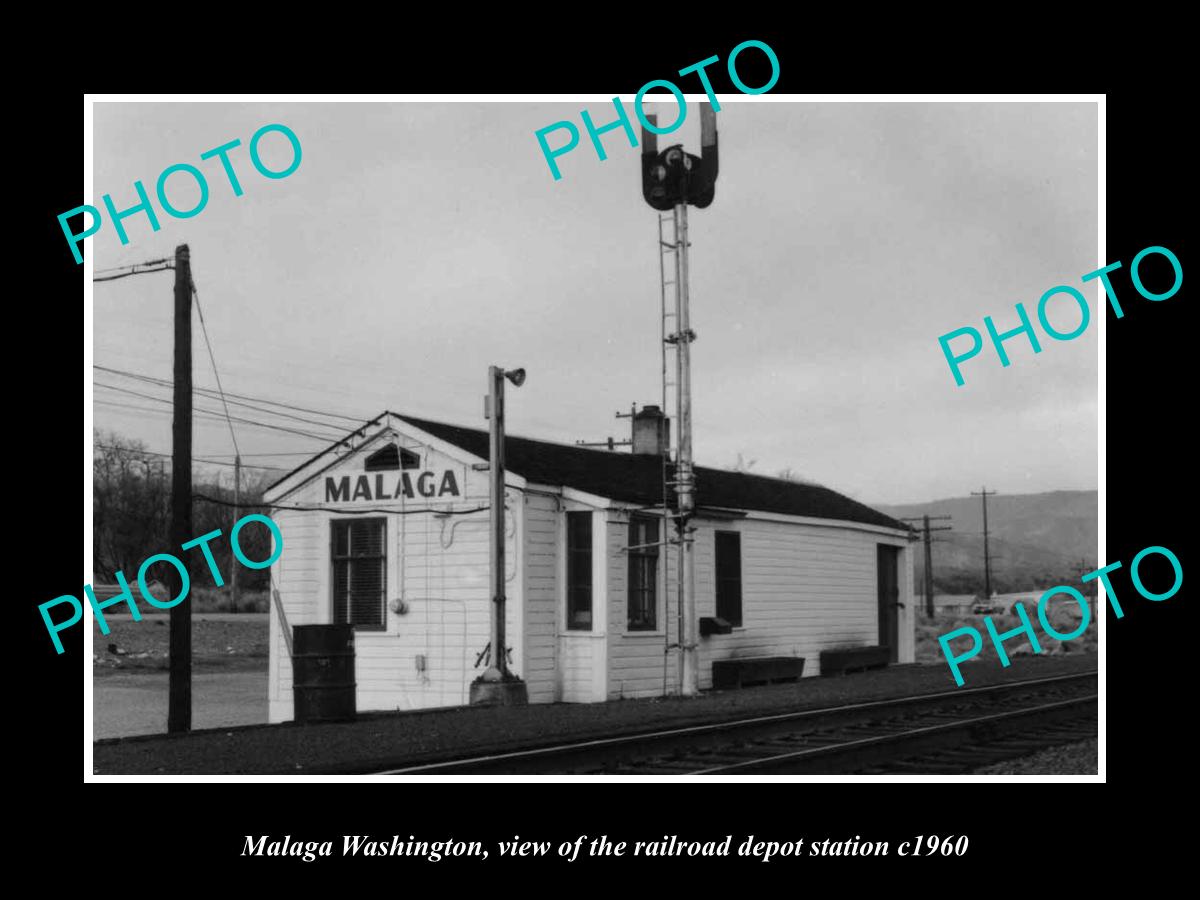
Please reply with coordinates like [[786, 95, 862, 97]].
[[641, 104, 719, 697]]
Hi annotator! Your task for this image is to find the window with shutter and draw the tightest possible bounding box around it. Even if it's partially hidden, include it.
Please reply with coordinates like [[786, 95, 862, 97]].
[[331, 518, 387, 630]]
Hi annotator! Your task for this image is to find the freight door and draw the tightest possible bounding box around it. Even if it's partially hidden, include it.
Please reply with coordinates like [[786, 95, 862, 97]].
[[876, 545, 901, 663]]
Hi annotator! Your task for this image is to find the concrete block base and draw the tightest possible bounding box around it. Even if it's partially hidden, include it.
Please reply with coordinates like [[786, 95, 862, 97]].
[[470, 678, 529, 707]]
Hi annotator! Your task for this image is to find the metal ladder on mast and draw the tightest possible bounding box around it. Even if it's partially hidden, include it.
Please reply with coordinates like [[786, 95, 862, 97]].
[[658, 210, 682, 696]]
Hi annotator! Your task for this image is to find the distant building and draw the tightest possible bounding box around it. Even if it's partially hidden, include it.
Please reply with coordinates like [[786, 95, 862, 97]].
[[932, 594, 975, 615]]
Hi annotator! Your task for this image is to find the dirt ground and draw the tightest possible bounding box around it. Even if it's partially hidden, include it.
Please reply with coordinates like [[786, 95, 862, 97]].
[[93, 670, 268, 740], [92, 613, 268, 739], [93, 613, 267, 671], [94, 653, 1097, 775]]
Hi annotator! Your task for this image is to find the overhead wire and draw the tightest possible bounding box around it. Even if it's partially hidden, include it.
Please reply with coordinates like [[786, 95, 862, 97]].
[[92, 257, 175, 282], [93, 394, 342, 442], [93, 443, 286, 471], [94, 380, 347, 439], [194, 492, 491, 516], [95, 372, 359, 434], [952, 531, 1090, 563], [93, 257, 173, 276], [190, 278, 240, 458], [93, 362, 367, 427]]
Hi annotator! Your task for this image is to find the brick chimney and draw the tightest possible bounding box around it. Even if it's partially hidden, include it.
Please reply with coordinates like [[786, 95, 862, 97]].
[[632, 405, 670, 456]]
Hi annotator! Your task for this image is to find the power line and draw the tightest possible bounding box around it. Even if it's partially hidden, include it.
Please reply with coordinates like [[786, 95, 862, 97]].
[[194, 492, 491, 517], [954, 531, 1093, 564], [189, 279, 240, 458], [217, 450, 319, 458], [94, 381, 346, 439], [93, 443, 286, 471], [94, 370, 357, 434], [93, 257, 174, 276], [92, 258, 175, 282], [93, 364, 367, 426], [93, 394, 341, 442]]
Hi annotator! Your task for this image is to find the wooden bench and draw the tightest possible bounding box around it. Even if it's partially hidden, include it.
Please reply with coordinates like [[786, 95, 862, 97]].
[[819, 646, 890, 676], [712, 656, 806, 689]]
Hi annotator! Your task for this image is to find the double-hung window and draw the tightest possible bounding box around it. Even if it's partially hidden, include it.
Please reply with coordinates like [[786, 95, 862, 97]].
[[331, 518, 387, 630], [627, 515, 659, 631]]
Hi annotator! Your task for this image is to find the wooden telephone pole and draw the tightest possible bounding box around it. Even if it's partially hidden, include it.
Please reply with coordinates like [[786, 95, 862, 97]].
[[231, 454, 241, 614], [971, 487, 998, 600], [168, 244, 193, 733], [901, 514, 953, 616]]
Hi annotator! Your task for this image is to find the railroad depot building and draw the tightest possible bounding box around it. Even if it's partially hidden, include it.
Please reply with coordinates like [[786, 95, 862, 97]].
[[262, 410, 915, 722]]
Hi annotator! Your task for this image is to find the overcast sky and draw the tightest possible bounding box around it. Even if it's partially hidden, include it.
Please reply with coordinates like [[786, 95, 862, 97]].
[[89, 100, 1098, 505]]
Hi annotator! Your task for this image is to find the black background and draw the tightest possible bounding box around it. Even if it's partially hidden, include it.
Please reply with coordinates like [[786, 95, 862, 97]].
[[21, 24, 1188, 881]]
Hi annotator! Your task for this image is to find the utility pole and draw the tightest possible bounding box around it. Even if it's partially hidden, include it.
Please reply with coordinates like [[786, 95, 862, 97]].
[[231, 454, 241, 614], [575, 406, 635, 451], [470, 365, 528, 706], [1075, 558, 1095, 617], [901, 514, 953, 616], [168, 244, 192, 733], [971, 487, 998, 601]]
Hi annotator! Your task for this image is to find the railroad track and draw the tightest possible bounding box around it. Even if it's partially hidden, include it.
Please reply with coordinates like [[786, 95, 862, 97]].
[[374, 671, 1097, 775]]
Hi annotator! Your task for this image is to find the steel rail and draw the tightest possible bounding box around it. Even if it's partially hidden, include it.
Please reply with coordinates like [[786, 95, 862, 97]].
[[690, 694, 1097, 775], [372, 670, 1097, 775]]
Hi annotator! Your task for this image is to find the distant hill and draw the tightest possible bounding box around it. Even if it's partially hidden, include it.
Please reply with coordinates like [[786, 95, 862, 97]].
[[875, 490, 1098, 595]]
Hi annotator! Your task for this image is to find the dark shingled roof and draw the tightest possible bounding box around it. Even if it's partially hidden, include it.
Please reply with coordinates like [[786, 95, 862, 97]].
[[395, 413, 907, 532]]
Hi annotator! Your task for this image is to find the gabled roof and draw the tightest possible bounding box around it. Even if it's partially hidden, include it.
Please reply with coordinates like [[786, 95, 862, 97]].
[[392, 413, 908, 532]]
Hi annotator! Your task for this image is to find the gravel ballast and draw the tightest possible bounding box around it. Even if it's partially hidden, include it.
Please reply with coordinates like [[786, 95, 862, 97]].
[[92, 654, 1098, 775], [974, 738, 1098, 775]]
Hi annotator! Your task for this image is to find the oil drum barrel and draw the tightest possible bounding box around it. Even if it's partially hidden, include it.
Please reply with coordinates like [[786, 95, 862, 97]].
[[292, 624, 356, 723]]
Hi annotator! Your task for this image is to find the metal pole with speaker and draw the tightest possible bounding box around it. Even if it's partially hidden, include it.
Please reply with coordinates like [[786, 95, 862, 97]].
[[471, 365, 530, 706], [641, 105, 719, 696]]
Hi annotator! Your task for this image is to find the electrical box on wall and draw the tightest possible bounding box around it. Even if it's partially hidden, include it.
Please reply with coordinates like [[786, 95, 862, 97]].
[[415, 654, 426, 673]]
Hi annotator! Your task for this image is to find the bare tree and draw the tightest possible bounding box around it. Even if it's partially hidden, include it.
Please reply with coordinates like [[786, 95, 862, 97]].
[[732, 452, 758, 473], [93, 430, 170, 580]]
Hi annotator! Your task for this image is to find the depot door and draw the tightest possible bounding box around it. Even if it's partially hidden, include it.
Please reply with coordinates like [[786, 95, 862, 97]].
[[877, 545, 901, 663]]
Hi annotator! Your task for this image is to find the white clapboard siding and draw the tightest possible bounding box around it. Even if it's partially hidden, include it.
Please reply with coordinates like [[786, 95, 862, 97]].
[[268, 508, 321, 723], [606, 511, 679, 699], [522, 493, 559, 704], [556, 508, 607, 702], [268, 491, 521, 719], [605, 512, 913, 700], [558, 634, 606, 702]]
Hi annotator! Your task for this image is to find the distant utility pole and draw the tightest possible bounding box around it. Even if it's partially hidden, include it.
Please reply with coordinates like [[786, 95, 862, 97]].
[[1075, 557, 1095, 615], [231, 454, 241, 614], [575, 406, 635, 451], [971, 486, 998, 600], [901, 514, 953, 616], [168, 244, 193, 733]]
